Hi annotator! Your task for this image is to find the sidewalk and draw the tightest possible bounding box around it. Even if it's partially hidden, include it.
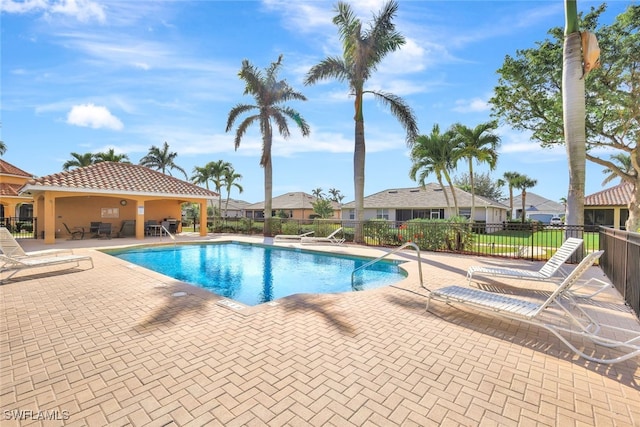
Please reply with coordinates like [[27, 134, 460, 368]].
[[1, 235, 639, 426]]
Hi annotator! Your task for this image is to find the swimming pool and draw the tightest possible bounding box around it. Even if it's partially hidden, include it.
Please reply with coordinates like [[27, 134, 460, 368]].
[[104, 242, 407, 306]]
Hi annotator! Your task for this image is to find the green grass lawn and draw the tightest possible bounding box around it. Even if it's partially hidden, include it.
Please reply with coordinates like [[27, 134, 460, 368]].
[[473, 229, 599, 252]]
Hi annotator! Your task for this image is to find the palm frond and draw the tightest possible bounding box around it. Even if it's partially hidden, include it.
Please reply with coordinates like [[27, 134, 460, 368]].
[[234, 115, 260, 150], [304, 57, 350, 85], [226, 104, 258, 132], [369, 90, 419, 144]]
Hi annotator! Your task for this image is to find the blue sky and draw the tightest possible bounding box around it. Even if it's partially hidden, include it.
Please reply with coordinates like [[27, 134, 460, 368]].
[[1, 0, 632, 205]]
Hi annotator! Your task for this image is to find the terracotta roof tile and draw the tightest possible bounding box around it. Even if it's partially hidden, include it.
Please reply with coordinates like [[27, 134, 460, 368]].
[[20, 162, 218, 198], [0, 183, 27, 197], [585, 182, 633, 206], [0, 159, 34, 178]]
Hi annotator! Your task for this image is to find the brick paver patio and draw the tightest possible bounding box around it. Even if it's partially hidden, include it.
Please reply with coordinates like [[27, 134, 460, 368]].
[[1, 235, 639, 426]]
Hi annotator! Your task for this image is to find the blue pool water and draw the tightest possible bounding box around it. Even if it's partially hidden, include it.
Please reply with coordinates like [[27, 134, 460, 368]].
[[104, 242, 407, 306]]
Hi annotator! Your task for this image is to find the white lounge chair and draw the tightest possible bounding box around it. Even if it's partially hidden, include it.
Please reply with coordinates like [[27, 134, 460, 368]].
[[427, 250, 640, 364], [1, 252, 94, 281], [301, 227, 345, 246], [467, 237, 583, 284], [0, 226, 72, 258], [274, 231, 314, 241]]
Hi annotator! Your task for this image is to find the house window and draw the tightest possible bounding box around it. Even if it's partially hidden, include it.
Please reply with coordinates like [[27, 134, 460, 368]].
[[349, 209, 355, 220], [376, 209, 389, 220], [430, 211, 440, 219], [396, 209, 412, 221], [413, 209, 428, 219], [458, 208, 471, 219]]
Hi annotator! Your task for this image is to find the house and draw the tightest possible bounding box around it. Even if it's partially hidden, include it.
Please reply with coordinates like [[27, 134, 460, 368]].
[[511, 192, 565, 223], [19, 162, 218, 243], [340, 184, 508, 223], [222, 198, 252, 218], [585, 182, 632, 230], [244, 191, 341, 220], [0, 159, 35, 220]]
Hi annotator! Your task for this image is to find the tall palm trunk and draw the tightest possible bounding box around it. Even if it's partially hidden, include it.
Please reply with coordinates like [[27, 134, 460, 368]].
[[442, 170, 459, 216], [354, 91, 366, 243], [263, 133, 274, 237], [563, 0, 586, 233], [468, 159, 476, 221]]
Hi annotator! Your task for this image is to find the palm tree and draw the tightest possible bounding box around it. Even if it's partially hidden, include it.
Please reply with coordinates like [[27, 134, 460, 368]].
[[328, 188, 344, 204], [191, 164, 215, 212], [409, 124, 459, 217], [312, 188, 324, 199], [0, 140, 6, 156], [563, 0, 587, 228], [223, 167, 243, 218], [503, 171, 523, 220], [451, 121, 500, 221], [208, 160, 232, 217], [304, 0, 418, 243], [94, 148, 130, 163], [63, 152, 94, 171], [514, 175, 538, 223], [226, 55, 310, 236], [601, 153, 633, 186], [139, 141, 188, 179]]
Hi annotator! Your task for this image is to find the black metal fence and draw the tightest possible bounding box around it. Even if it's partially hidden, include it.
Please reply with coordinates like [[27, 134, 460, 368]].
[[207, 217, 598, 260], [599, 228, 640, 318], [1, 217, 38, 239]]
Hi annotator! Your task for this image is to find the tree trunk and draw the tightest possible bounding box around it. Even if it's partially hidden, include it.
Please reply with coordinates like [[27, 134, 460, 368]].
[[353, 90, 366, 243], [263, 132, 274, 237], [468, 158, 475, 221], [563, 2, 586, 235], [627, 182, 640, 232]]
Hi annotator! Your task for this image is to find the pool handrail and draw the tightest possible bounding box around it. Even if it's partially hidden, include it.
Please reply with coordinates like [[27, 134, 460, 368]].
[[351, 242, 424, 289], [160, 224, 176, 243]]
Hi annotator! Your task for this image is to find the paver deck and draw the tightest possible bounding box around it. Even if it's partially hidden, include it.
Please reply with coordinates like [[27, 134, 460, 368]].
[[1, 234, 639, 426]]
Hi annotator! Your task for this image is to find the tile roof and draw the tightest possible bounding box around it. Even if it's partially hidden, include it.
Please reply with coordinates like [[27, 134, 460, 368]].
[[246, 191, 340, 210], [223, 198, 252, 210], [0, 159, 34, 178], [0, 183, 28, 198], [341, 184, 508, 210], [585, 182, 633, 206], [19, 162, 219, 199]]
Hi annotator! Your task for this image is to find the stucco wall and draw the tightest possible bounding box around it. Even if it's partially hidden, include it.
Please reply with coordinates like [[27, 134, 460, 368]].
[[54, 196, 182, 238]]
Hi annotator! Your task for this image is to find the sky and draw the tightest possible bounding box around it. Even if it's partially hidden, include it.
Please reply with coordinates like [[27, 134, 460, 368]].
[[1, 0, 634, 206]]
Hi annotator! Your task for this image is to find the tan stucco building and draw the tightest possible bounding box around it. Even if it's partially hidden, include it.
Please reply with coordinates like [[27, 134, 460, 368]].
[[19, 162, 218, 244], [0, 159, 35, 220]]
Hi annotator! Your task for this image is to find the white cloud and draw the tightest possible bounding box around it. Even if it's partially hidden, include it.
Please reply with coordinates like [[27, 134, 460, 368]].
[[452, 97, 490, 113], [49, 0, 105, 23], [1, 0, 48, 14], [66, 104, 124, 130], [2, 0, 106, 23]]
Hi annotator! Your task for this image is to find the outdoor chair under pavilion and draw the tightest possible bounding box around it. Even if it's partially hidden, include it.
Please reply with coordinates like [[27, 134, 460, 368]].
[[63, 222, 85, 240], [427, 250, 640, 364]]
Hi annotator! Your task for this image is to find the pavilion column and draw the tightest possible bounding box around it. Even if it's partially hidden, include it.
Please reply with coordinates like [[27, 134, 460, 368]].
[[200, 201, 207, 236], [43, 192, 56, 244], [135, 201, 145, 239]]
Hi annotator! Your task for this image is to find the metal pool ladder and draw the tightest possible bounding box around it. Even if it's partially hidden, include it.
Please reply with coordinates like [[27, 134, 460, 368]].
[[351, 242, 424, 289], [160, 224, 177, 246]]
